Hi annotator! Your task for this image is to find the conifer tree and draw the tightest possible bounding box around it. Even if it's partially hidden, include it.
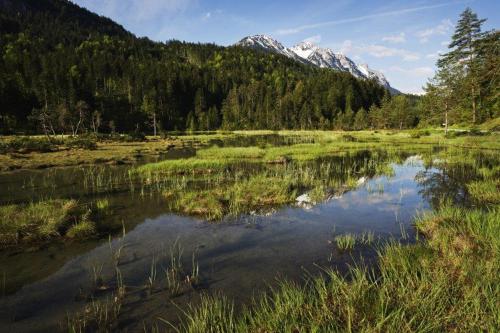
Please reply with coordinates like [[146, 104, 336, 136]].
[[353, 107, 368, 130], [439, 8, 486, 123]]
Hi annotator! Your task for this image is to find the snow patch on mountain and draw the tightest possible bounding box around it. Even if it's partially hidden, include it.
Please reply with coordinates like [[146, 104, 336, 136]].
[[237, 35, 307, 64], [290, 41, 318, 59]]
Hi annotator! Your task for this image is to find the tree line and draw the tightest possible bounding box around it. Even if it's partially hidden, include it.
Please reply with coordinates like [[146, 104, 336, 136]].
[[0, 1, 497, 135]]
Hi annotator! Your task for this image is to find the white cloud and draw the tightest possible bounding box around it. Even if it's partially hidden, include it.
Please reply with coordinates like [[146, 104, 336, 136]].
[[415, 19, 453, 43], [440, 40, 449, 47], [303, 35, 322, 44], [339, 40, 420, 61], [275, 2, 457, 35], [382, 32, 406, 44], [388, 66, 434, 77]]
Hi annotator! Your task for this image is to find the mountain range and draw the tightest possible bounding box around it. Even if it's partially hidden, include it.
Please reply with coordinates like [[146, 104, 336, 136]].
[[237, 35, 399, 94]]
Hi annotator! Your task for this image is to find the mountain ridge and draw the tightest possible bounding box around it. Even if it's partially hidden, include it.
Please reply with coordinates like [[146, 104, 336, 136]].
[[237, 34, 400, 94]]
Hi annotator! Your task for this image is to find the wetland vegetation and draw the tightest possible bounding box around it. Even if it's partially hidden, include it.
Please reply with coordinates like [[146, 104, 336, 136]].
[[0, 130, 498, 332]]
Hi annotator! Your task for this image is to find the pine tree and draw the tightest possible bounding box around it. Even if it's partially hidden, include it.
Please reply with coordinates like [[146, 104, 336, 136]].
[[141, 91, 157, 135], [424, 64, 462, 133], [475, 30, 500, 120], [439, 7, 486, 123]]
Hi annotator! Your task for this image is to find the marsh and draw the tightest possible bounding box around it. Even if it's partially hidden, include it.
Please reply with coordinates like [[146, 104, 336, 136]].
[[0, 131, 498, 332]]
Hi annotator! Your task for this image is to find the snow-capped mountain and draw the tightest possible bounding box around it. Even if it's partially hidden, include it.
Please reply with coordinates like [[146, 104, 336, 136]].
[[358, 64, 391, 89], [236, 35, 400, 94], [292, 42, 366, 77], [237, 35, 308, 64]]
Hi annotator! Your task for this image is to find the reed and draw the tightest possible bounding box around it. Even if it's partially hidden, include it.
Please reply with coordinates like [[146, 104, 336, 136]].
[[146, 255, 157, 295]]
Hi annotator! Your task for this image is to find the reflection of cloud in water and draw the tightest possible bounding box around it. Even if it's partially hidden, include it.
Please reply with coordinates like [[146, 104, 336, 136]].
[[403, 155, 424, 167], [334, 188, 416, 211], [325, 163, 423, 216]]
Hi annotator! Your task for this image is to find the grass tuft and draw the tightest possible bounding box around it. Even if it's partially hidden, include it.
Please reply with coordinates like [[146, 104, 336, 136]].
[[335, 234, 356, 251]]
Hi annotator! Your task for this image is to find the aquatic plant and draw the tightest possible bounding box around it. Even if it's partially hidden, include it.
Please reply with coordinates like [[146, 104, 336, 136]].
[[66, 295, 122, 332], [164, 266, 181, 297], [359, 231, 375, 245], [89, 263, 104, 291], [163, 239, 184, 296], [335, 234, 356, 251], [146, 255, 157, 295], [96, 198, 110, 211], [187, 251, 200, 288]]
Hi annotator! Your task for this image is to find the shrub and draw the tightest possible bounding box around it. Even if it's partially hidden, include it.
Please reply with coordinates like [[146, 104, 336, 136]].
[[409, 130, 431, 138], [0, 137, 58, 153], [66, 136, 98, 150], [130, 130, 147, 141], [341, 134, 358, 142], [468, 128, 488, 136]]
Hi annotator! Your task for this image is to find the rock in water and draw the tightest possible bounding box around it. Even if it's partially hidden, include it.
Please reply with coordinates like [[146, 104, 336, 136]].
[[357, 177, 367, 186]]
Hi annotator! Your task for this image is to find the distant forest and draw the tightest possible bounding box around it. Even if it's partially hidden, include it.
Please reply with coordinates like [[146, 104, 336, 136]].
[[0, 0, 498, 135]]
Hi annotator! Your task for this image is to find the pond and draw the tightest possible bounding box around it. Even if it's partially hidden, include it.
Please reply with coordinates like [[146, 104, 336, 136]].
[[0, 136, 489, 332]]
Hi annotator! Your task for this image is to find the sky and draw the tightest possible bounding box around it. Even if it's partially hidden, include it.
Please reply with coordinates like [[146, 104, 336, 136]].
[[73, 0, 499, 94]]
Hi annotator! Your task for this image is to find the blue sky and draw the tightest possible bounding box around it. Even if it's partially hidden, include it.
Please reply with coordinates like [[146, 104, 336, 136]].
[[73, 0, 498, 94]]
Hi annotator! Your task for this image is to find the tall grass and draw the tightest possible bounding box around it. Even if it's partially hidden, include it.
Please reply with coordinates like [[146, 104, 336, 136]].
[[467, 179, 500, 205]]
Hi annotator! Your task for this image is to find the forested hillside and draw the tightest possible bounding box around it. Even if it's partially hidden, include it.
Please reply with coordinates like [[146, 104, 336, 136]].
[[0, 1, 497, 135], [0, 0, 387, 134]]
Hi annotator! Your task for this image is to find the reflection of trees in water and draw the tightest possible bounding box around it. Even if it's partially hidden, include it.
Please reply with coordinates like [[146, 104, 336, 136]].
[[415, 163, 481, 209], [314, 149, 393, 182]]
